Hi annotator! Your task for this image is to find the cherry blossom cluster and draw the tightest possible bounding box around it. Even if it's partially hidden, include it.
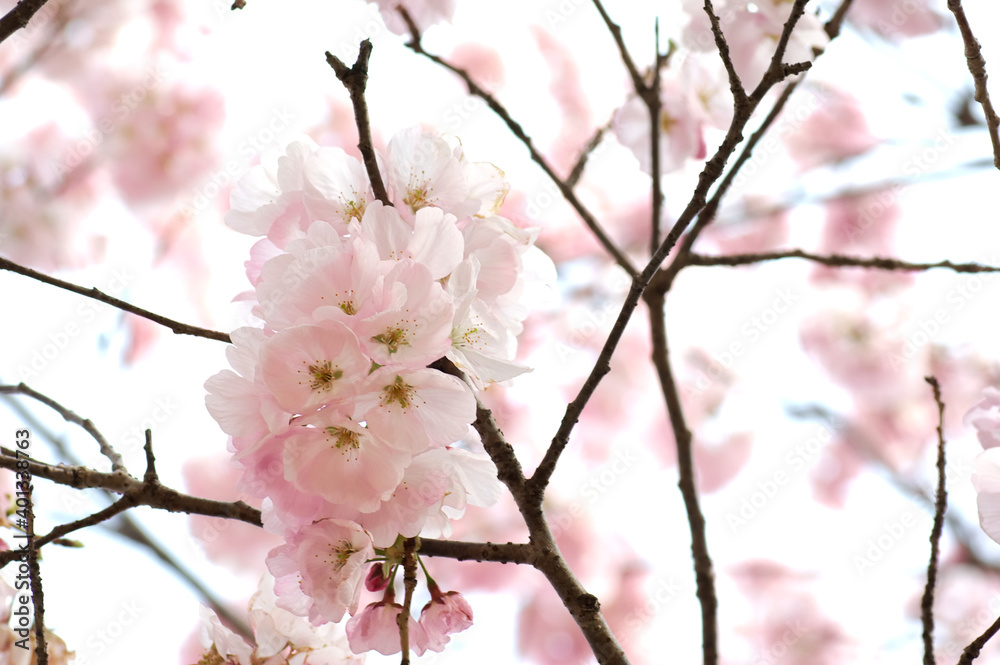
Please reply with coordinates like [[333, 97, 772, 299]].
[[202, 126, 551, 655], [612, 0, 830, 176], [196, 574, 365, 664]]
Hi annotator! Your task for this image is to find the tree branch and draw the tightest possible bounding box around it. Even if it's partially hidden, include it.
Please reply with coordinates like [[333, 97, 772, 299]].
[[0, 0, 52, 45], [686, 250, 1000, 273], [24, 478, 47, 665], [946, 0, 1000, 169], [0, 257, 231, 343], [0, 384, 127, 474], [921, 377, 948, 665], [397, 7, 639, 280], [590, 0, 647, 96], [325, 40, 391, 205], [704, 0, 747, 103], [644, 290, 717, 665], [0, 449, 262, 533], [417, 538, 532, 564]]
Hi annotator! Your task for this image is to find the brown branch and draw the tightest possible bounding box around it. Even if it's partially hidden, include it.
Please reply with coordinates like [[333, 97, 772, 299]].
[[565, 124, 609, 189], [649, 23, 665, 252], [674, 80, 800, 266], [417, 538, 532, 564], [946, 0, 1000, 169], [22, 477, 47, 665], [644, 290, 717, 665], [755, 0, 812, 99], [398, 7, 639, 280], [686, 250, 1000, 273], [325, 40, 391, 205], [590, 0, 647, 96], [428, 358, 626, 664], [0, 448, 262, 531], [0, 496, 136, 568], [922, 377, 948, 665], [0, 0, 52, 45], [533, 0, 820, 491], [0, 391, 253, 638], [0, 384, 127, 473], [704, 0, 747, 103], [0, 257, 231, 343], [959, 614, 1000, 665], [824, 0, 856, 40]]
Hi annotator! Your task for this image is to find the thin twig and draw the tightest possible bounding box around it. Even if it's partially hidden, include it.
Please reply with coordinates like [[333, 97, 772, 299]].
[[590, 0, 647, 96], [787, 403, 1000, 575], [686, 250, 1000, 273], [0, 384, 127, 473], [704, 0, 747, 103], [645, 290, 717, 665], [0, 391, 253, 637], [1, 496, 136, 567], [0, 0, 53, 45], [824, 0, 856, 39], [565, 124, 608, 189], [650, 21, 664, 252], [946, 0, 1000, 169], [673, 80, 800, 268], [0, 448, 262, 530], [959, 614, 1000, 664], [325, 40, 391, 205], [922, 376, 948, 665], [533, 0, 819, 491], [397, 7, 639, 280], [0, 257, 231, 343], [20, 475, 47, 665], [142, 429, 158, 485]]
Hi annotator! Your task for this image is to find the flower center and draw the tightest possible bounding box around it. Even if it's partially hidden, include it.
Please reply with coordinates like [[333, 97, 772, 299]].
[[307, 360, 342, 392], [325, 426, 360, 452], [372, 327, 409, 354], [381, 375, 416, 410]]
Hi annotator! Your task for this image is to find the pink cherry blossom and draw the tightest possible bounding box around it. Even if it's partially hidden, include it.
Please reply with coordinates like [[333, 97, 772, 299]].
[[259, 322, 369, 415], [613, 72, 706, 175], [266, 518, 375, 624], [359, 201, 464, 280], [848, 0, 944, 38], [386, 126, 474, 217], [350, 260, 455, 368], [248, 573, 364, 664], [530, 25, 594, 174], [108, 79, 224, 204], [418, 585, 474, 652], [355, 446, 502, 547], [197, 605, 254, 665], [184, 455, 282, 574], [965, 386, 1000, 449], [682, 0, 829, 90], [973, 448, 1000, 546], [356, 367, 476, 452], [281, 411, 411, 513], [255, 235, 381, 330], [204, 327, 290, 440], [784, 87, 879, 169], [346, 597, 427, 656], [376, 0, 455, 35]]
